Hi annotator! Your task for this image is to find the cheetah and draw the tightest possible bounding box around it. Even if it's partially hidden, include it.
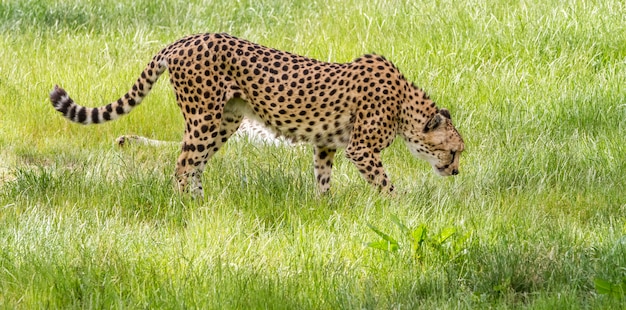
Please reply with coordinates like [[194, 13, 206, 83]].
[[50, 33, 465, 197]]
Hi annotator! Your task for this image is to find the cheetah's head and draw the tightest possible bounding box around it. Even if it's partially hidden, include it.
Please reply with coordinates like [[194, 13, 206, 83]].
[[404, 108, 465, 176]]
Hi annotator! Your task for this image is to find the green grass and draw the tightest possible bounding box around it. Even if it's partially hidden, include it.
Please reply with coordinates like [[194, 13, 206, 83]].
[[1, 0, 626, 308]]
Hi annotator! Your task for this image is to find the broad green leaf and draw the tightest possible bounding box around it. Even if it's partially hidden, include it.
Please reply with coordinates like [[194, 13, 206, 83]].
[[435, 226, 457, 245], [366, 240, 399, 252], [410, 224, 427, 253], [594, 277, 614, 295], [594, 277, 625, 298], [367, 223, 399, 245]]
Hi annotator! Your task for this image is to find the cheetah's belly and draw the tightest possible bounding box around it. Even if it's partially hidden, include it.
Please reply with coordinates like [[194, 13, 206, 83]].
[[225, 98, 353, 148]]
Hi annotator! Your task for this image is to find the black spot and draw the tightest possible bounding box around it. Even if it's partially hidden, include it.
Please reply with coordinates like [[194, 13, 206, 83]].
[[319, 150, 328, 160]]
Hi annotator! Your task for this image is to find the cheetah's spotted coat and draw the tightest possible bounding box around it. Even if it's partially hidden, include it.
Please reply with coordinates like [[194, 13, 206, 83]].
[[50, 33, 465, 197]]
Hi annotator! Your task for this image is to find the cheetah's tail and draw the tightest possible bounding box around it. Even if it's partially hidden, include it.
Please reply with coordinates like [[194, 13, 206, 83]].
[[49, 52, 168, 125]]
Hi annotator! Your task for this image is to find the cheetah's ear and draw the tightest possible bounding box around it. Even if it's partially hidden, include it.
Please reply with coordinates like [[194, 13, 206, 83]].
[[439, 108, 451, 119], [424, 114, 443, 132]]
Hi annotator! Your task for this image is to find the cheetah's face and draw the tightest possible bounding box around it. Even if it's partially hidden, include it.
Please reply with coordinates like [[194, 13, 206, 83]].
[[405, 109, 465, 176]]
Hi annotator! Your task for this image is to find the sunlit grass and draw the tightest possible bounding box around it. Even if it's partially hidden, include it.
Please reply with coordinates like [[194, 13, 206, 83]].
[[1, 0, 626, 308]]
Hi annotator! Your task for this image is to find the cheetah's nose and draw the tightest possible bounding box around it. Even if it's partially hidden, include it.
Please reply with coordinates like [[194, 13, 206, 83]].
[[451, 169, 459, 175]]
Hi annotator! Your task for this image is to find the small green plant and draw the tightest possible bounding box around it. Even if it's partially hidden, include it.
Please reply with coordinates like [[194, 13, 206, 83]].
[[594, 277, 626, 299], [594, 233, 626, 300], [366, 215, 472, 264]]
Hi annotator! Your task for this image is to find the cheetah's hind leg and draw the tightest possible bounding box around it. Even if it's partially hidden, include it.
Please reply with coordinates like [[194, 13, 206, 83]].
[[115, 118, 291, 148], [115, 135, 180, 147], [175, 112, 245, 198]]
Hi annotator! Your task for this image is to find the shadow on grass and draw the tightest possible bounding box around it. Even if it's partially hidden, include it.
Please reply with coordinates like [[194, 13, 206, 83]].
[[1, 161, 191, 228]]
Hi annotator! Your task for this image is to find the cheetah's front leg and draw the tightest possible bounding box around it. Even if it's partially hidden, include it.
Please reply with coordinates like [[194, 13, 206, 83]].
[[313, 146, 336, 194], [345, 145, 395, 193]]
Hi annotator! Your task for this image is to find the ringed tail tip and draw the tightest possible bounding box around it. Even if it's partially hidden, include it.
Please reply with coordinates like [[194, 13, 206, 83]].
[[50, 85, 67, 107]]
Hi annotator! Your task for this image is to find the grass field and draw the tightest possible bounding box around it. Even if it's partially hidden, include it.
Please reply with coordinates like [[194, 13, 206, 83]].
[[1, 0, 626, 308]]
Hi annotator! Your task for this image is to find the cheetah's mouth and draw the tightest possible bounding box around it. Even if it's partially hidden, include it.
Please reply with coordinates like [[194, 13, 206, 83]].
[[435, 167, 451, 176], [435, 151, 457, 176]]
